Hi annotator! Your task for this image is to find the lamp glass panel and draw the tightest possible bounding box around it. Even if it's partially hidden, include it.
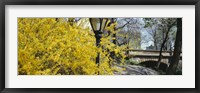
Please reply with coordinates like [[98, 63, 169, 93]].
[[90, 18, 101, 31], [100, 18, 108, 31]]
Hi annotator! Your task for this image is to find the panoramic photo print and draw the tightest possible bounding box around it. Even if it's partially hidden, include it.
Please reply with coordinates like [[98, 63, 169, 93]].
[[18, 18, 182, 75]]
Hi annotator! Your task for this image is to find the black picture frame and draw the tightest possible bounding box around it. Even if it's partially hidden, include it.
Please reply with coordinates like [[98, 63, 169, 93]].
[[0, 0, 199, 93]]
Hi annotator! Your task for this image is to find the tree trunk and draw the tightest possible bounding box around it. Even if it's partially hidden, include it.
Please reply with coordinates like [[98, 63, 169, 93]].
[[156, 39, 165, 69], [111, 18, 117, 44], [154, 39, 158, 50], [167, 18, 182, 75], [156, 26, 171, 69], [109, 18, 116, 60], [113, 33, 116, 44]]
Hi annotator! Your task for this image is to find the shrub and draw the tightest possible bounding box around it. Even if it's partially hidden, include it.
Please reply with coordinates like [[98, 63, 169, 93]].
[[18, 18, 126, 75]]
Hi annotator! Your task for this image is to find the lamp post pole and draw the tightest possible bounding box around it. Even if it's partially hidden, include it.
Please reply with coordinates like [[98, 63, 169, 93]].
[[94, 31, 102, 64]]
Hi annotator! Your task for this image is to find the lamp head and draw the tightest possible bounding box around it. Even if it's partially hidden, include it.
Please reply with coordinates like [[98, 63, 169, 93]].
[[89, 18, 108, 32]]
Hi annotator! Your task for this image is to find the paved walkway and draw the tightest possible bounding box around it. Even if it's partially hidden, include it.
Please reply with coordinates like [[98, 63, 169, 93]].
[[114, 65, 159, 75]]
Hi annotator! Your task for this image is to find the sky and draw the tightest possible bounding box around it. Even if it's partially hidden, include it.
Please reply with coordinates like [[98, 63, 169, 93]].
[[140, 28, 153, 50]]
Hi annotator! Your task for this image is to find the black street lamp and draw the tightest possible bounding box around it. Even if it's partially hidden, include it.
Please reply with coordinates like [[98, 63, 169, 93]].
[[89, 18, 108, 65]]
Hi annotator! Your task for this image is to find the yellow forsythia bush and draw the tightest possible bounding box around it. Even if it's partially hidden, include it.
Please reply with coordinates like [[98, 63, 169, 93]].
[[18, 18, 125, 75]]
